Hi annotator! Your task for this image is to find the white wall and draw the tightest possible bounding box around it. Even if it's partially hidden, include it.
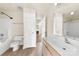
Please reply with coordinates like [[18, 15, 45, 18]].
[[64, 20, 79, 37], [47, 12, 54, 38], [11, 8, 23, 37]]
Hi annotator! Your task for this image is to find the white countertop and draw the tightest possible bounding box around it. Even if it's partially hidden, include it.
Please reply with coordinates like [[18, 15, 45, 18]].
[[45, 39, 78, 56]]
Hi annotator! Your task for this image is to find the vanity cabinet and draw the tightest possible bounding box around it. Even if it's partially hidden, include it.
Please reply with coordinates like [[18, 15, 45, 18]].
[[43, 39, 60, 56]]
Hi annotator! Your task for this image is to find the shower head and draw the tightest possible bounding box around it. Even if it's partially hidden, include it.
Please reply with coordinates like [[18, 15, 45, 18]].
[[0, 12, 13, 19], [10, 17, 13, 19]]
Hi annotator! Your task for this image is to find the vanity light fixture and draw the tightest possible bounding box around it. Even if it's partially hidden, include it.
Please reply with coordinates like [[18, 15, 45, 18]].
[[54, 3, 58, 6]]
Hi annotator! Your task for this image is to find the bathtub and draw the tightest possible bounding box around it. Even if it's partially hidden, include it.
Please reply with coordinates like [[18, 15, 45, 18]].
[[47, 35, 78, 56]]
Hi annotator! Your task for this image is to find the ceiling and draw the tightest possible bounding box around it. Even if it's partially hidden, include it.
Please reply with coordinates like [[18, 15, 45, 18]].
[[0, 3, 79, 21]]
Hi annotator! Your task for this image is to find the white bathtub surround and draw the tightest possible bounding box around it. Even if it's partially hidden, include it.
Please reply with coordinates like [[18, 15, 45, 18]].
[[0, 18, 13, 55], [53, 13, 63, 36], [23, 8, 36, 49]]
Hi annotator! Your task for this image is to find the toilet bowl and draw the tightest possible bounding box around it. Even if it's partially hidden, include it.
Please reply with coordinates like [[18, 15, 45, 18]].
[[10, 36, 23, 51], [10, 40, 20, 51]]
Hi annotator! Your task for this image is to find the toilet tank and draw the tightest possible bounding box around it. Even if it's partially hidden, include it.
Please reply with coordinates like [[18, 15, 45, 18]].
[[13, 35, 23, 45]]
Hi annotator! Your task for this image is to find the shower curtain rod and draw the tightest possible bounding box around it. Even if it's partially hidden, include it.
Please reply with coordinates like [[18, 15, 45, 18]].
[[0, 12, 13, 19]]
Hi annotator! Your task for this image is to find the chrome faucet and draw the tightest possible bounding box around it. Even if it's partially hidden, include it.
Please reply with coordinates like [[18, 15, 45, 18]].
[[65, 38, 70, 44]]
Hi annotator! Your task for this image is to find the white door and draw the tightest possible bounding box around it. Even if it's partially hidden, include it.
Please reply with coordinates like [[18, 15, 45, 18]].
[[23, 8, 36, 49]]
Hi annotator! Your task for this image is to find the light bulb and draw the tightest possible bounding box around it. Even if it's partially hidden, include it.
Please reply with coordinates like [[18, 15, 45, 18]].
[[70, 11, 74, 15], [54, 3, 57, 6]]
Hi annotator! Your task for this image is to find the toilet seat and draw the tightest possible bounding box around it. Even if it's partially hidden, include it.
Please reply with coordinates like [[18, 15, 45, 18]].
[[10, 40, 20, 51]]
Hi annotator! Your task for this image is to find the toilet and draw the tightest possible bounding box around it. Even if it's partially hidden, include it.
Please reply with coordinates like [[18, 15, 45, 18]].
[[10, 36, 23, 51]]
